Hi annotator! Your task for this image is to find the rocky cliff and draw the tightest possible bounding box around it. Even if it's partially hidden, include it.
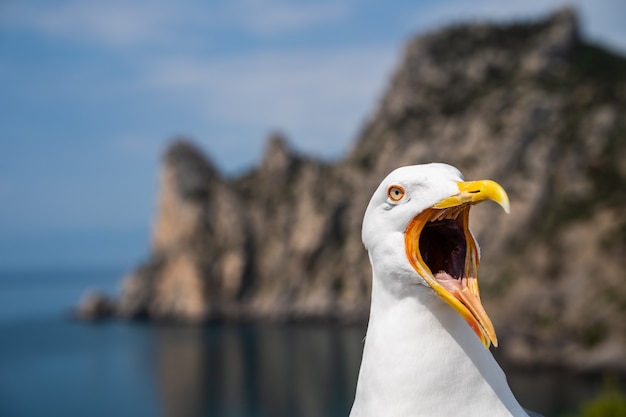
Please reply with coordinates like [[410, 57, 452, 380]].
[[80, 9, 626, 371]]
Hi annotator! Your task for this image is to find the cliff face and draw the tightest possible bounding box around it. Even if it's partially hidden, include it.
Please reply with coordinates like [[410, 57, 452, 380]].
[[103, 9, 626, 370], [118, 134, 373, 322]]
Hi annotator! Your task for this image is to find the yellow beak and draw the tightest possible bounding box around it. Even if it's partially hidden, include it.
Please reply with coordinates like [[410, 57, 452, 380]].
[[405, 180, 510, 348], [433, 180, 510, 214]]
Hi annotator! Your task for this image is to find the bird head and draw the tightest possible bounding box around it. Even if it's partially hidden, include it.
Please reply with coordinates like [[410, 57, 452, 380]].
[[362, 163, 510, 349]]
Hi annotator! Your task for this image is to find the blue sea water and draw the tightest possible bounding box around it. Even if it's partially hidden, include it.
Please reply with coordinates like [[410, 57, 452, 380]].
[[0, 268, 364, 417], [0, 268, 613, 417]]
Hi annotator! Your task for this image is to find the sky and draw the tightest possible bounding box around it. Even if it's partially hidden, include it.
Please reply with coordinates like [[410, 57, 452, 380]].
[[1, 0, 625, 270]]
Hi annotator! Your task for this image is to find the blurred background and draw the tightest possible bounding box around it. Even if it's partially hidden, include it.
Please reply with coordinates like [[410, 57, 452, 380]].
[[1, 1, 626, 416]]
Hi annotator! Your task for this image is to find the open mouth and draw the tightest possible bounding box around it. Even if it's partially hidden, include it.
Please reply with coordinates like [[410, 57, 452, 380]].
[[418, 207, 478, 297], [403, 180, 510, 349], [420, 214, 469, 281]]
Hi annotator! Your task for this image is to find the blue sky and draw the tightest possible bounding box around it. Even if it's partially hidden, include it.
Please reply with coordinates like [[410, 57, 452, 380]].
[[1, 0, 625, 270]]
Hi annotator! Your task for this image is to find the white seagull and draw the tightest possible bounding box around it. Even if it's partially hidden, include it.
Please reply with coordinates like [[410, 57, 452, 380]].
[[350, 163, 539, 417]]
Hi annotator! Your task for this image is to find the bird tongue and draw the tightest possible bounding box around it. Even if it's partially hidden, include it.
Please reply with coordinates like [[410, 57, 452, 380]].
[[434, 271, 468, 292]]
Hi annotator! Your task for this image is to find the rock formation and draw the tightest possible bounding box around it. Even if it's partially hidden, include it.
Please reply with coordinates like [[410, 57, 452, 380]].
[[79, 9, 626, 371]]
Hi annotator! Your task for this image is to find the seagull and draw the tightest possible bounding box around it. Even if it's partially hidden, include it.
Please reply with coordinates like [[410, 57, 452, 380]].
[[350, 163, 540, 417]]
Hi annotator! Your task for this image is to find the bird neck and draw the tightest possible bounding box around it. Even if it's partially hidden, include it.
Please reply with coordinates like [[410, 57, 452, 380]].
[[350, 271, 528, 417]]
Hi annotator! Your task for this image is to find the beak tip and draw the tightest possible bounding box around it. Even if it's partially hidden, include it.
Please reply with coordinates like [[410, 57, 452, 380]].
[[493, 186, 510, 214], [495, 185, 511, 214]]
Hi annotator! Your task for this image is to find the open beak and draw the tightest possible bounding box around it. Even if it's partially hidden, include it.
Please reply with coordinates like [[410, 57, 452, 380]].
[[404, 180, 510, 349]]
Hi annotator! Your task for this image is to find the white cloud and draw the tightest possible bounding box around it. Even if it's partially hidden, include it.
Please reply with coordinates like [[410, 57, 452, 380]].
[[2, 0, 350, 48], [142, 45, 396, 158], [229, 0, 349, 35], [1, 0, 387, 164], [2, 0, 178, 47]]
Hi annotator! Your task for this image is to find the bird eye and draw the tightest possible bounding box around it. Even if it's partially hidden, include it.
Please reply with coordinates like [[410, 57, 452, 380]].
[[387, 185, 405, 202]]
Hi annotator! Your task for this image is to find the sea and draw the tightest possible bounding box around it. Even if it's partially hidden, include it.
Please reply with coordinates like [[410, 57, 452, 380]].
[[0, 268, 616, 417]]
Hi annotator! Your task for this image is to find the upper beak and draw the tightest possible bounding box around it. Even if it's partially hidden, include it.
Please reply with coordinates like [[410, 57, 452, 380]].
[[433, 180, 510, 214], [404, 180, 510, 348]]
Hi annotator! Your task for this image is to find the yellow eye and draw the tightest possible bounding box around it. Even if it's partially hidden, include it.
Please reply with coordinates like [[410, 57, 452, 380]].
[[388, 185, 405, 202]]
